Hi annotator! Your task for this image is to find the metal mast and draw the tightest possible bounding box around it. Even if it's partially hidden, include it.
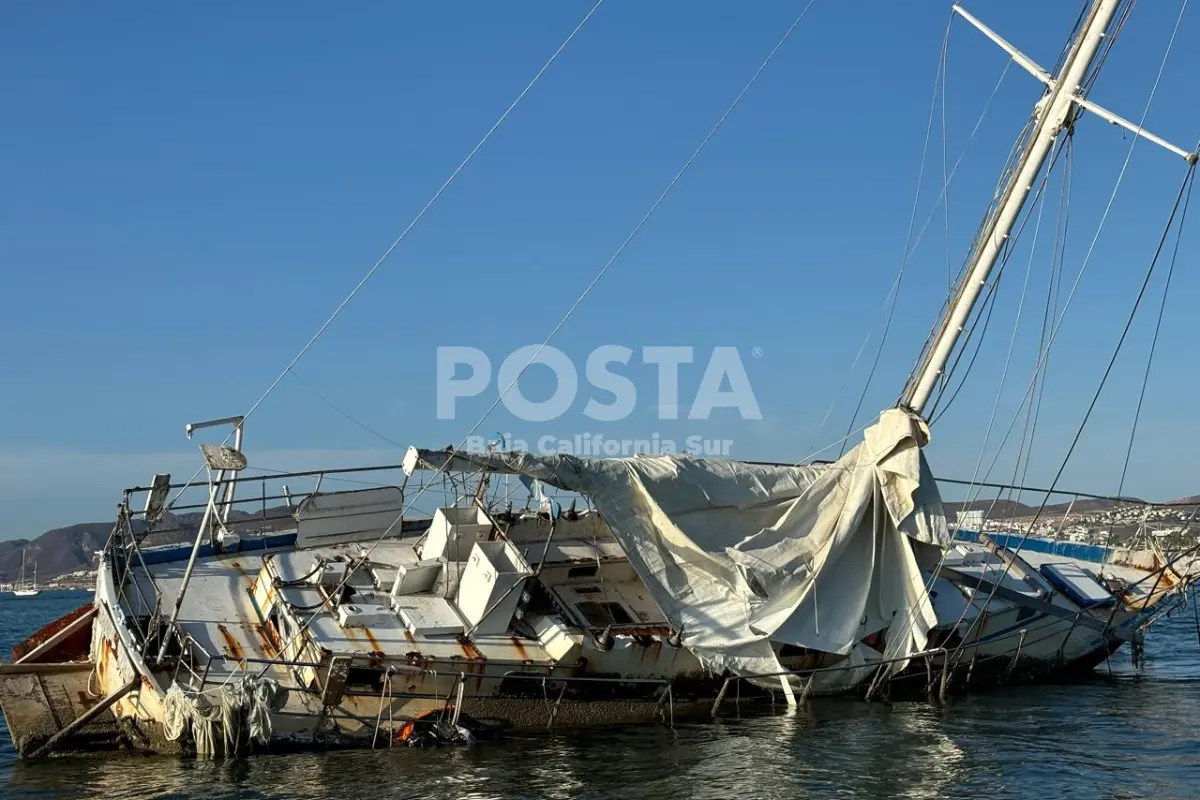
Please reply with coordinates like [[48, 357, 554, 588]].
[[902, 0, 1124, 415]]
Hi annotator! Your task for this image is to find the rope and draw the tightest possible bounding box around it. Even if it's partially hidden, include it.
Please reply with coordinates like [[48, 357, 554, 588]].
[[940, 18, 952, 293], [1011, 142, 1073, 513], [940, 7, 1183, 532], [868, 143, 1066, 660]]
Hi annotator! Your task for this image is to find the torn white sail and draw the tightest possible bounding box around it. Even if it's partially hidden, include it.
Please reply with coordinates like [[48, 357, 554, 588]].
[[405, 408, 948, 682]]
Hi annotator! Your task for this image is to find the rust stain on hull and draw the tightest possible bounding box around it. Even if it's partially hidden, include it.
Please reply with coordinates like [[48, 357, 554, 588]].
[[251, 623, 281, 660], [216, 624, 245, 662], [363, 627, 383, 655], [458, 637, 486, 662], [510, 637, 531, 663]]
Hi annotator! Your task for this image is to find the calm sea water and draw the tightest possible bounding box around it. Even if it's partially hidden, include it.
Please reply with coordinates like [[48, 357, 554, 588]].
[[3, 592, 1200, 799]]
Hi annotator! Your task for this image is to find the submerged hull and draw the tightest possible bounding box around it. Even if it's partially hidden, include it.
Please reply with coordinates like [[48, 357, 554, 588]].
[[1, 518, 1187, 758]]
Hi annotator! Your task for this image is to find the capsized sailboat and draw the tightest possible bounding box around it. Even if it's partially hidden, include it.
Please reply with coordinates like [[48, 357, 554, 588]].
[[1, 0, 1198, 760]]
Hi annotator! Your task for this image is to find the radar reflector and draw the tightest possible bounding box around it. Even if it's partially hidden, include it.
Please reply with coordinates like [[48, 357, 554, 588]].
[[200, 444, 248, 472]]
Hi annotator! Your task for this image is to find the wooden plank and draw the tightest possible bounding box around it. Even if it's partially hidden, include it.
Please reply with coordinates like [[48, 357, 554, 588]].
[[0, 662, 96, 676]]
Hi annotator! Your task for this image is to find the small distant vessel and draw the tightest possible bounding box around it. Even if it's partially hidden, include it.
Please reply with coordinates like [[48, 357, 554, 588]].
[[12, 549, 40, 597]]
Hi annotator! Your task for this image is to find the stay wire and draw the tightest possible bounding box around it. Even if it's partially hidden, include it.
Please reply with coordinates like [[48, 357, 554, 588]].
[[804, 57, 1010, 459], [162, 0, 605, 512], [249, 0, 825, 679], [834, 11, 952, 458], [287, 369, 407, 449], [947, 158, 1198, 674]]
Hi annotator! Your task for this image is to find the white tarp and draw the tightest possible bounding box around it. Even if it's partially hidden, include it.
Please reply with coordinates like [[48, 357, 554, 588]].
[[404, 408, 948, 687]]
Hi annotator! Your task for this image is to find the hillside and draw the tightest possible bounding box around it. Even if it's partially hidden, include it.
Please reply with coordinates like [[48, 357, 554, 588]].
[[0, 506, 298, 583], [945, 493, 1190, 521]]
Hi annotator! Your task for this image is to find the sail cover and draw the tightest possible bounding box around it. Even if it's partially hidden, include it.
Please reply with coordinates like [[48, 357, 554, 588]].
[[404, 408, 948, 684]]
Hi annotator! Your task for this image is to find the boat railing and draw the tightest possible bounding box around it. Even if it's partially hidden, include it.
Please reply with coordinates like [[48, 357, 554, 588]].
[[119, 462, 414, 531], [170, 629, 215, 693]]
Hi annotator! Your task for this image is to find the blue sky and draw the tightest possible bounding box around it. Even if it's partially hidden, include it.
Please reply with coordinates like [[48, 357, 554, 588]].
[[2, 1, 1200, 537]]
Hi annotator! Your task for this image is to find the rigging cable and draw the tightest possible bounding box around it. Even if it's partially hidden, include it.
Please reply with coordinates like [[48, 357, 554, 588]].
[[1011, 140, 1073, 512], [247, 0, 827, 679], [802, 58, 1012, 462], [939, 0, 1193, 663], [1106, 168, 1194, 543], [834, 11, 952, 457], [162, 0, 606, 512], [927, 127, 1074, 423], [933, 160, 1049, 493], [900, 0, 1096, 413], [899, 0, 1189, 669], [286, 369, 407, 449], [934, 0, 1182, 529], [947, 159, 1198, 674], [940, 19, 952, 293]]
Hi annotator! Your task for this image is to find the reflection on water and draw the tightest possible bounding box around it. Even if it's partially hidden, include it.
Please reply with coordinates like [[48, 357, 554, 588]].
[[4, 594, 1200, 799]]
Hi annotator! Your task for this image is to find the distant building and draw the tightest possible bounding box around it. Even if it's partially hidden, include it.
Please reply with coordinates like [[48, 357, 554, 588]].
[[956, 509, 985, 532]]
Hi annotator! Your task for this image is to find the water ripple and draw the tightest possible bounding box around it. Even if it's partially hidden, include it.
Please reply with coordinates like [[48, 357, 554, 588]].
[[4, 593, 1200, 798]]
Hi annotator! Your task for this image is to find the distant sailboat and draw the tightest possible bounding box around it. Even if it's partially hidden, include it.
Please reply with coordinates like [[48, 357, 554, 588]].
[[13, 549, 40, 597]]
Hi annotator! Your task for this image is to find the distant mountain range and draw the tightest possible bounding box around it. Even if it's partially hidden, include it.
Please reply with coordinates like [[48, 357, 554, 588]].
[[945, 493, 1198, 519]]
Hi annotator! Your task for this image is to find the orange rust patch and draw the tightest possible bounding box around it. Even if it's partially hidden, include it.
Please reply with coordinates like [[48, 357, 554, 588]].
[[404, 630, 415, 644], [510, 637, 531, 663], [216, 624, 245, 662], [458, 638, 485, 661], [251, 623, 280, 659], [363, 627, 382, 653]]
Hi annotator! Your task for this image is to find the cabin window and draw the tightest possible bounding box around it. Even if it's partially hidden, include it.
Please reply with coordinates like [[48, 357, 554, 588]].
[[574, 601, 635, 627], [573, 585, 603, 595], [567, 564, 599, 579]]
